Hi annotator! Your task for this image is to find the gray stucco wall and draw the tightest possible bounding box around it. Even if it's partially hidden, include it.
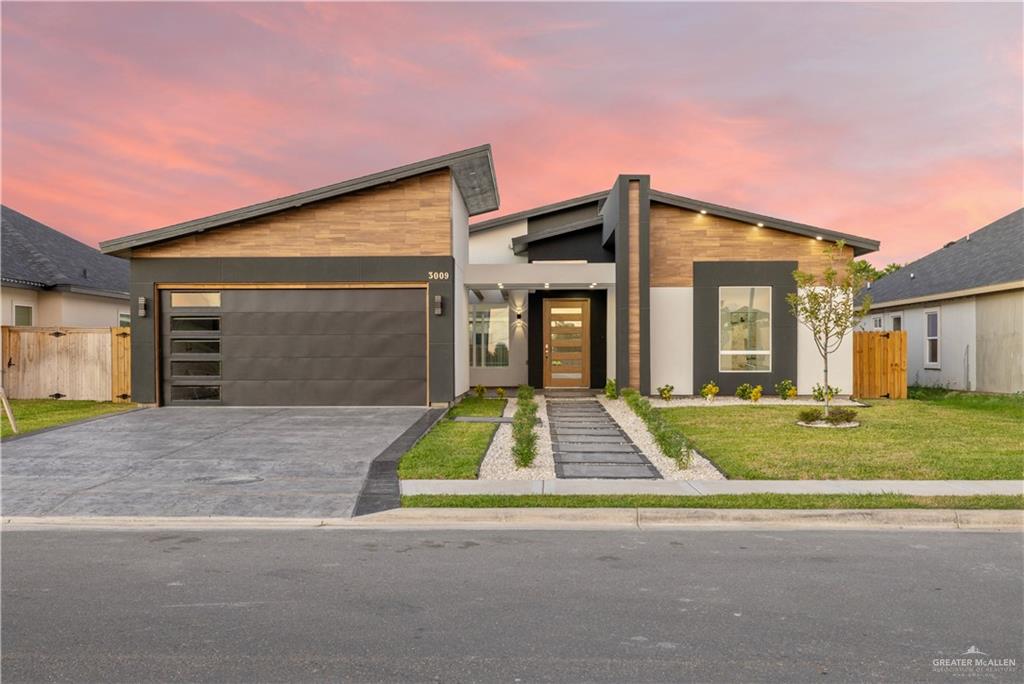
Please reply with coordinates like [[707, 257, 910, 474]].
[[693, 261, 798, 395], [129, 256, 455, 405]]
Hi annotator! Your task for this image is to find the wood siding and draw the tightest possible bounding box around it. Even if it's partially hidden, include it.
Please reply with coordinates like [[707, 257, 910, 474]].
[[133, 170, 453, 258], [649, 203, 854, 286], [628, 181, 641, 387]]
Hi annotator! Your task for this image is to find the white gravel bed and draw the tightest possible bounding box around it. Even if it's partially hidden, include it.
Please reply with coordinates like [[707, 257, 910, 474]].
[[597, 396, 725, 481], [478, 395, 556, 480], [647, 395, 862, 408]]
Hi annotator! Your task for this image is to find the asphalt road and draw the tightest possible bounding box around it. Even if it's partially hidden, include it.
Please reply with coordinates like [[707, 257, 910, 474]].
[[3, 528, 1021, 683]]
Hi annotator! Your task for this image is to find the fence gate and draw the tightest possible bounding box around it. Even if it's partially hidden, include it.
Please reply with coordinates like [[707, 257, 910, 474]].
[[853, 330, 907, 399], [1, 326, 132, 402]]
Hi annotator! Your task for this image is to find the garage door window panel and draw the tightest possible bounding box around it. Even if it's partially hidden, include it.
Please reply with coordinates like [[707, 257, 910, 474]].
[[171, 317, 220, 332], [171, 360, 222, 377], [171, 339, 221, 354], [170, 385, 221, 402]]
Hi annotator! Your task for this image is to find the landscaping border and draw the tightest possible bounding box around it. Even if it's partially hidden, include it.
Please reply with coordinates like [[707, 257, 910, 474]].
[[352, 408, 446, 516]]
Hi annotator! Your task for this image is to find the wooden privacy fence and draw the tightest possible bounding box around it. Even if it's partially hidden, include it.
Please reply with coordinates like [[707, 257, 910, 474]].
[[1, 326, 131, 402], [853, 330, 907, 399]]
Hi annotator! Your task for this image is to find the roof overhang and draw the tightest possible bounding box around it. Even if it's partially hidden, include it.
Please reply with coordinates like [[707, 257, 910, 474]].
[[101, 145, 499, 257], [509, 217, 603, 255], [650, 189, 881, 256], [869, 279, 1024, 310], [469, 190, 606, 235]]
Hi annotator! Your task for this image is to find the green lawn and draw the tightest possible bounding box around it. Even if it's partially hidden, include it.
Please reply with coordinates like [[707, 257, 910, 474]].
[[658, 391, 1024, 480], [397, 397, 506, 479], [403, 494, 1024, 509], [1, 399, 136, 439]]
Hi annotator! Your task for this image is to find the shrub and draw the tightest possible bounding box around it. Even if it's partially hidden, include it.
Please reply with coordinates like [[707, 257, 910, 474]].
[[825, 407, 858, 424], [473, 384, 486, 399], [812, 383, 842, 403], [495, 387, 506, 400], [657, 384, 674, 401], [622, 388, 690, 467], [512, 389, 539, 467], [774, 379, 797, 399], [798, 407, 824, 423], [700, 381, 719, 400], [604, 378, 619, 399], [735, 383, 755, 400], [749, 385, 763, 402]]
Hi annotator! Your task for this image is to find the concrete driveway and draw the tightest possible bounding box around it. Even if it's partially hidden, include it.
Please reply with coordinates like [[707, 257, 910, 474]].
[[1, 407, 427, 518]]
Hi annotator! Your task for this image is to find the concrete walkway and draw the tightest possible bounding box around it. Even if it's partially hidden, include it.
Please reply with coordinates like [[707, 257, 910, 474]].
[[548, 398, 660, 478], [401, 479, 1024, 496]]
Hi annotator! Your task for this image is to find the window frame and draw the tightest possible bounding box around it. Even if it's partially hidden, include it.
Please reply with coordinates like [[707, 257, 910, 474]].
[[717, 285, 772, 373], [13, 303, 33, 327], [872, 316, 883, 330], [924, 308, 940, 368], [118, 311, 131, 327], [889, 313, 902, 332], [468, 302, 512, 369]]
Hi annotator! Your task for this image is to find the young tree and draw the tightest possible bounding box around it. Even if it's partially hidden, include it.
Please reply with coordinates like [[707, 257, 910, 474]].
[[787, 241, 872, 416]]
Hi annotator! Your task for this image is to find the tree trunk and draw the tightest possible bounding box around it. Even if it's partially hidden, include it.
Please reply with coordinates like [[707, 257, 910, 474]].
[[823, 354, 830, 417]]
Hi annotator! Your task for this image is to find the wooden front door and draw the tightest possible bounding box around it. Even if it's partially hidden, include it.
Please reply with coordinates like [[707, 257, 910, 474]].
[[543, 299, 591, 388]]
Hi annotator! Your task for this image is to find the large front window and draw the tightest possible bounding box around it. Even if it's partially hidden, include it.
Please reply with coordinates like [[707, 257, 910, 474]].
[[719, 286, 771, 372], [469, 304, 510, 367]]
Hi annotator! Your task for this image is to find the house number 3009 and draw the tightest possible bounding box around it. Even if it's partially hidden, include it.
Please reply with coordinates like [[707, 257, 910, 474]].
[[427, 271, 450, 280]]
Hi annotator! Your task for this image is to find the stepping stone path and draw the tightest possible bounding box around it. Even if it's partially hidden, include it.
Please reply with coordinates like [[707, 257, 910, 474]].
[[547, 398, 661, 479]]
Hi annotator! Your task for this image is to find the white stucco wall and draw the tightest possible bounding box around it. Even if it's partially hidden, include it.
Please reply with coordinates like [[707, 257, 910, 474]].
[[468, 289, 529, 388], [795, 287, 854, 395], [650, 287, 693, 394], [467, 220, 528, 264], [452, 178, 471, 397], [1, 287, 127, 327]]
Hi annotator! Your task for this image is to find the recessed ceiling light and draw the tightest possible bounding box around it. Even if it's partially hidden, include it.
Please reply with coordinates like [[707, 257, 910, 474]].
[[756, 222, 764, 227], [816, 235, 823, 240], [544, 283, 550, 289], [700, 209, 708, 215], [497, 283, 503, 289], [589, 283, 597, 288]]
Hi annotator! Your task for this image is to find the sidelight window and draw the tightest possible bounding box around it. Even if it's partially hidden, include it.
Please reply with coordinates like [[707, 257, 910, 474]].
[[719, 286, 771, 372]]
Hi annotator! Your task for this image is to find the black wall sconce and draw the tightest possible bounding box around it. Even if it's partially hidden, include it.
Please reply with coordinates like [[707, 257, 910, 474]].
[[433, 295, 443, 316]]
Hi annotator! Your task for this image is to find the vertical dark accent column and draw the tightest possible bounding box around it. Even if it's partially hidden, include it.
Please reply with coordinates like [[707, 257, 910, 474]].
[[611, 180, 630, 389], [637, 177, 651, 396]]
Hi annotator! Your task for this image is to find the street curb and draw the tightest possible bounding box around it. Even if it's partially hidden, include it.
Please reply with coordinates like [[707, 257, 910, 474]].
[[3, 509, 1020, 531]]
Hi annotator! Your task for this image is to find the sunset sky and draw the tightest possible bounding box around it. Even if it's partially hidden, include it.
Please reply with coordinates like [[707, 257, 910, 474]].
[[2, 2, 1021, 265]]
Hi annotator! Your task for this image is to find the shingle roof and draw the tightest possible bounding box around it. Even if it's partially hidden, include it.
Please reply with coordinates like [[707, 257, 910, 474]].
[[101, 145, 499, 256], [1, 206, 129, 298], [867, 208, 1023, 306]]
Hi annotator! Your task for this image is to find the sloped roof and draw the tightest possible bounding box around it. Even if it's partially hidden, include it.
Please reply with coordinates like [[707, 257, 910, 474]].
[[470, 184, 880, 256], [867, 208, 1023, 306], [101, 145, 499, 256], [469, 190, 607, 233], [1, 206, 129, 298], [649, 190, 880, 256]]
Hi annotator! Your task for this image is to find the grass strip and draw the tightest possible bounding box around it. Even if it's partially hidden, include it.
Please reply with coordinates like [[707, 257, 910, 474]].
[[447, 397, 507, 418], [402, 494, 1024, 510], [2, 399, 136, 439]]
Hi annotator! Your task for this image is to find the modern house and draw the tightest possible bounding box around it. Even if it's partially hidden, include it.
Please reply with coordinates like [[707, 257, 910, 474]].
[[2, 206, 131, 328], [861, 208, 1023, 393], [100, 145, 880, 406]]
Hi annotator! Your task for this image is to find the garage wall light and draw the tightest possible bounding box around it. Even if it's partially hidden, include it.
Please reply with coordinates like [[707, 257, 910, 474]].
[[137, 296, 148, 318], [433, 295, 443, 316]]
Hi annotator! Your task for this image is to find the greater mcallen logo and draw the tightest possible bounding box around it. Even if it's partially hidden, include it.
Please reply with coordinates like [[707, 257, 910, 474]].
[[932, 645, 1018, 676]]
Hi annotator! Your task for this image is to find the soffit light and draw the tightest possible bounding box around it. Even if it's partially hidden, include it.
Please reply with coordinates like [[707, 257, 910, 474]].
[[756, 222, 764, 227], [816, 235, 823, 240], [699, 209, 708, 215]]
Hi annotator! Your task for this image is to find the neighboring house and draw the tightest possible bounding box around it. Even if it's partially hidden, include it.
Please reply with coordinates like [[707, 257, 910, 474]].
[[100, 145, 880, 407], [860, 209, 1023, 393], [2, 206, 131, 328]]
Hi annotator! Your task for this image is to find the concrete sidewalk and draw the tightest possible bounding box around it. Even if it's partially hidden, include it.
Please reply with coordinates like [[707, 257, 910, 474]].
[[400, 479, 1024, 496]]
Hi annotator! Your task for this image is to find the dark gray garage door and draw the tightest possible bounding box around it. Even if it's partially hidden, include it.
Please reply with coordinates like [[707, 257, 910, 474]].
[[161, 288, 427, 406]]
